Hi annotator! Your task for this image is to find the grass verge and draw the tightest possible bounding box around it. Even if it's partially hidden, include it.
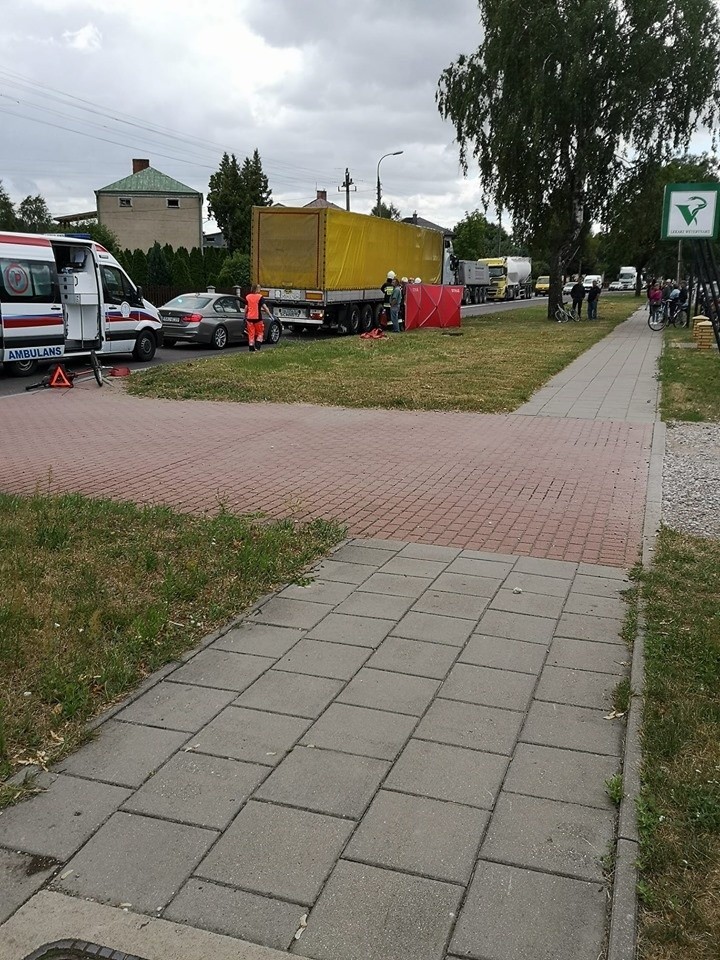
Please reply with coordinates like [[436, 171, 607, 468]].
[[0, 493, 343, 797], [659, 325, 720, 422], [638, 528, 720, 959], [129, 301, 638, 413]]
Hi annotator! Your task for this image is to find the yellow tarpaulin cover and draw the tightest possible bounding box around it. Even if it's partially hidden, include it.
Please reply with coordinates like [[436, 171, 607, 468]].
[[252, 207, 442, 290]]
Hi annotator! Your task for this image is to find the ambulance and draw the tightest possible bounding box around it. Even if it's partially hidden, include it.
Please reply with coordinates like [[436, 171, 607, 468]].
[[0, 232, 162, 377]]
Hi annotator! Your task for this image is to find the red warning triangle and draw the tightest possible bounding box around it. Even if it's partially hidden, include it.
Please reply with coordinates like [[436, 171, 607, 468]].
[[48, 364, 74, 388]]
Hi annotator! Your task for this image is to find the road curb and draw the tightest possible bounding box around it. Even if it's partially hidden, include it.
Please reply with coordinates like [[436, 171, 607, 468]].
[[608, 389, 666, 960]]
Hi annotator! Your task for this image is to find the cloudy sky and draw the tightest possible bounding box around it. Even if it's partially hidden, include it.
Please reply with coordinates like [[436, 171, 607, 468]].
[[0, 0, 490, 232]]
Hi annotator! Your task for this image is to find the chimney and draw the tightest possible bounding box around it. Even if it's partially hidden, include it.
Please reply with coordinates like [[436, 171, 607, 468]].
[[317, 190, 327, 201], [132, 159, 150, 174]]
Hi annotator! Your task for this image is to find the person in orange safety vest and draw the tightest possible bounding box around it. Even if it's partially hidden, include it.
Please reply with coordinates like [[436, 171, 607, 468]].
[[244, 285, 274, 352]]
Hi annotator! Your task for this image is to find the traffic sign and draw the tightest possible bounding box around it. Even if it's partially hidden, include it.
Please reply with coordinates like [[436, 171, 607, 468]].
[[661, 182, 720, 240]]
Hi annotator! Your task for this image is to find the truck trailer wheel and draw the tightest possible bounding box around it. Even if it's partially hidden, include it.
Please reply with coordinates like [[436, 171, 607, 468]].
[[360, 305, 374, 332]]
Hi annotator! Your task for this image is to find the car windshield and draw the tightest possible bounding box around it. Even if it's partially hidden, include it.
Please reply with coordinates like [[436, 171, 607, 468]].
[[537, 276, 549, 283], [163, 296, 211, 310]]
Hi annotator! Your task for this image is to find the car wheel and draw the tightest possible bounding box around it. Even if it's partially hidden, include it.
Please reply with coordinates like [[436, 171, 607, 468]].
[[163, 338, 177, 347], [360, 304, 374, 332], [211, 325, 228, 349], [5, 358, 39, 377], [266, 319, 282, 344], [133, 330, 156, 362]]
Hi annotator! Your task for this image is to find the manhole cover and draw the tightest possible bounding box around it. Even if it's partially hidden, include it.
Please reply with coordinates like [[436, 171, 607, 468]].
[[24, 941, 148, 960]]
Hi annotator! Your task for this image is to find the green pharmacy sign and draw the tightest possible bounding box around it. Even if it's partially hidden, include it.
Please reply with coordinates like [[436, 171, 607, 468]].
[[661, 182, 720, 239]]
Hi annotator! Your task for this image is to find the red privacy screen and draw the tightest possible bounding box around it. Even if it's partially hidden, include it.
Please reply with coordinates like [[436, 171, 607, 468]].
[[404, 284, 463, 329]]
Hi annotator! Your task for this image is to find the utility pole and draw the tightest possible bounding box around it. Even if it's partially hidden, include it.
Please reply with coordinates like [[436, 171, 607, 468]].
[[376, 151, 403, 216], [338, 168, 356, 211]]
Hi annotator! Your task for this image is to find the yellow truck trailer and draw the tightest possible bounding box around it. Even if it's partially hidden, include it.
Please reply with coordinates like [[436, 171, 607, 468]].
[[251, 206, 449, 334]]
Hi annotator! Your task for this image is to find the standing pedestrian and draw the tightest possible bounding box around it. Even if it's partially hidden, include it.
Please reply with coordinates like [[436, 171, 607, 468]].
[[389, 277, 403, 332], [648, 281, 663, 321], [380, 271, 396, 328], [587, 280, 601, 320], [571, 278, 586, 318], [244, 284, 273, 352]]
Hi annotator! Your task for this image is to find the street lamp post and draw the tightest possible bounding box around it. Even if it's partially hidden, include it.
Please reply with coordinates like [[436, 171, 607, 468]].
[[376, 151, 404, 216]]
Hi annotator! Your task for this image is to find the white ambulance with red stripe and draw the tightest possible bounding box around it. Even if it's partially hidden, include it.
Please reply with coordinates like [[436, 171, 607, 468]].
[[0, 232, 162, 377]]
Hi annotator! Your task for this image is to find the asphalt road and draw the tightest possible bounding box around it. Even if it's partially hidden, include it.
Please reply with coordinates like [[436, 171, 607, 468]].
[[0, 296, 567, 399]]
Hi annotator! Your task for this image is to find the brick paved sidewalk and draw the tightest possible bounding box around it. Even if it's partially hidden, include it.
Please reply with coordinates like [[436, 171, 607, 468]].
[[0, 540, 631, 960]]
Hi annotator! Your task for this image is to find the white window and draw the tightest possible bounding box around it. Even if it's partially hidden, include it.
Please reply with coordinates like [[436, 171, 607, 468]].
[[166, 198, 180, 208], [118, 197, 132, 208]]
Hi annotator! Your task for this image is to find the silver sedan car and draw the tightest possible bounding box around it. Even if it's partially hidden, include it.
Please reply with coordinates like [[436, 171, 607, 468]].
[[159, 293, 282, 349]]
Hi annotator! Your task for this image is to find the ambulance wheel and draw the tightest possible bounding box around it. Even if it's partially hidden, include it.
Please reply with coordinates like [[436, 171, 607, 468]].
[[211, 325, 228, 350], [360, 304, 374, 332], [5, 358, 38, 377], [133, 330, 157, 362]]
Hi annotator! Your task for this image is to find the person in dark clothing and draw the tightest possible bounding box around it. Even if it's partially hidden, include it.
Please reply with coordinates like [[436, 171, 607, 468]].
[[587, 280, 601, 320], [571, 280, 586, 318], [379, 271, 395, 328]]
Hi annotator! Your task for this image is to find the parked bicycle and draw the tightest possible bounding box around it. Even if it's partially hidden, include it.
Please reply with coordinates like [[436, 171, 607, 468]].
[[647, 299, 689, 331], [555, 301, 579, 323]]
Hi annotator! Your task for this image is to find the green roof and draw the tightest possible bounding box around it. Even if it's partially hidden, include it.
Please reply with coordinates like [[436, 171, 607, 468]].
[[96, 166, 201, 196]]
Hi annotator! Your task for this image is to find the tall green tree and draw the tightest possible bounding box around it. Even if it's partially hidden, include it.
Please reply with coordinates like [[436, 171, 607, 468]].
[[0, 181, 17, 230], [171, 247, 192, 289], [370, 201, 402, 220], [207, 149, 272, 254], [604, 155, 719, 292], [216, 252, 251, 289], [72, 220, 121, 254], [146, 242, 172, 285], [452, 210, 521, 259], [188, 246, 205, 290], [16, 194, 54, 232], [437, 0, 720, 314]]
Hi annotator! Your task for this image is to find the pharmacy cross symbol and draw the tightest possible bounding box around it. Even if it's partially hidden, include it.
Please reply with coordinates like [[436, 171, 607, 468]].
[[676, 196, 708, 226]]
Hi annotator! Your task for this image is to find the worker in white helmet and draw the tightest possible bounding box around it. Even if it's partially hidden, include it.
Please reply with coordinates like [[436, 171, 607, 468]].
[[379, 270, 396, 329]]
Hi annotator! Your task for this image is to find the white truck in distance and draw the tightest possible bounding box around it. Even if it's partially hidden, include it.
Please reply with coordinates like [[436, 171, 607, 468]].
[[618, 267, 637, 291], [450, 257, 491, 304]]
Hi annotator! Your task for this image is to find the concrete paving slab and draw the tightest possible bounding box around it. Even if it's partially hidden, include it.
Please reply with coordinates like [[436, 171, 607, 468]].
[[193, 705, 310, 765], [234, 670, 343, 718], [334, 591, 414, 620], [439, 663, 537, 712], [55, 721, 188, 788], [332, 544, 398, 566], [252, 597, 332, 630], [0, 773, 129, 861], [513, 556, 577, 578], [350, 538, 408, 551], [53, 811, 216, 913], [275, 637, 370, 680], [392, 611, 476, 646], [556, 611, 624, 643], [384, 738, 507, 809], [211, 624, 305, 658], [547, 636, 629, 675], [410, 588, 490, 621], [314, 558, 378, 583], [345, 789, 488, 884], [0, 849, 58, 925], [168, 649, 273, 693], [563, 592, 627, 620], [254, 746, 389, 819], [277, 579, 356, 605], [504, 572, 573, 597], [295, 859, 462, 960], [446, 556, 516, 578], [397, 544, 461, 561], [301, 703, 416, 760], [196, 801, 353, 906], [489, 587, 566, 620], [366, 635, 459, 679], [480, 792, 614, 882], [521, 700, 624, 757], [571, 574, 630, 598], [378, 556, 450, 578], [476, 609, 556, 644], [504, 742, 618, 809], [358, 572, 435, 598], [450, 860, 607, 960], [577, 562, 631, 579], [338, 668, 440, 716], [115, 681, 236, 733], [121, 752, 266, 829], [431, 571, 502, 597], [307, 612, 394, 648], [164, 878, 302, 951], [415, 698, 524, 755], [460, 635, 547, 675], [535, 664, 621, 710]]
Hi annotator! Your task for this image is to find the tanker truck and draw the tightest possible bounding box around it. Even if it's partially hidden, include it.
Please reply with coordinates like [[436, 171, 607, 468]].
[[478, 256, 533, 301], [251, 206, 455, 335]]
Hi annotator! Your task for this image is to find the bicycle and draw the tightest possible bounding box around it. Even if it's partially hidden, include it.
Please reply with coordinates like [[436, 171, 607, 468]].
[[647, 300, 668, 331], [555, 301, 579, 323], [648, 299, 689, 331]]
